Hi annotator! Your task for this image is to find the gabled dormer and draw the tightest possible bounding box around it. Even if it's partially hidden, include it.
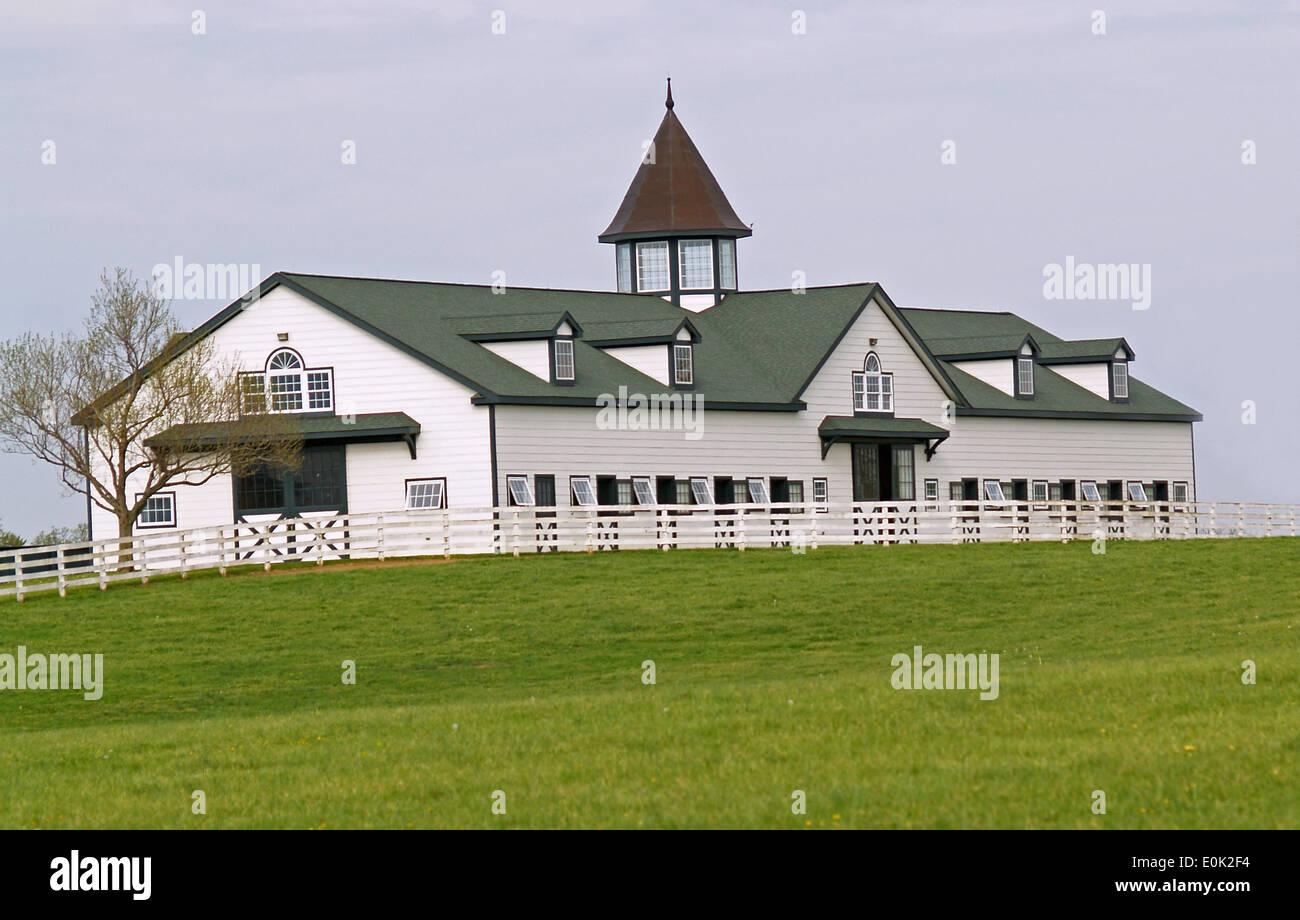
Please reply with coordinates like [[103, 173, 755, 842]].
[[463, 312, 584, 385], [599, 80, 750, 312], [1014, 337, 1040, 400], [586, 317, 701, 388]]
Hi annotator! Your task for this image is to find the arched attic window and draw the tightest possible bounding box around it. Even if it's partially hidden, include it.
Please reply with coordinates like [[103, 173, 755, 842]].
[[852, 352, 893, 413], [241, 348, 334, 414]]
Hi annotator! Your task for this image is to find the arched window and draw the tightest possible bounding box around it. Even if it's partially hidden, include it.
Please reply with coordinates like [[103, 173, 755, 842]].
[[852, 352, 893, 413], [240, 348, 333, 414]]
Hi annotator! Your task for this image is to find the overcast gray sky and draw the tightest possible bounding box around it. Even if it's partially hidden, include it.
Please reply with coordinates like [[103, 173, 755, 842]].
[[2, 0, 1297, 538]]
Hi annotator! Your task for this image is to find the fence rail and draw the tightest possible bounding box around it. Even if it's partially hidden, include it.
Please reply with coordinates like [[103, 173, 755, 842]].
[[2, 499, 1296, 601]]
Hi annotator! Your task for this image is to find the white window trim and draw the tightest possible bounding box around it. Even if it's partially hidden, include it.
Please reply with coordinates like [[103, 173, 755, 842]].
[[1172, 481, 1189, 503], [1112, 361, 1129, 399], [249, 349, 334, 414], [553, 339, 575, 381], [746, 477, 769, 504], [616, 242, 633, 293], [135, 492, 176, 529], [983, 480, 1006, 502], [860, 353, 893, 413], [406, 478, 447, 510], [631, 476, 656, 506], [570, 475, 597, 507], [635, 241, 670, 292], [1018, 357, 1034, 396], [717, 238, 737, 289], [1032, 480, 1049, 502], [812, 477, 828, 511], [673, 344, 694, 386], [852, 372, 865, 411], [1080, 480, 1102, 502], [689, 476, 713, 505], [677, 239, 714, 290], [1127, 481, 1148, 502]]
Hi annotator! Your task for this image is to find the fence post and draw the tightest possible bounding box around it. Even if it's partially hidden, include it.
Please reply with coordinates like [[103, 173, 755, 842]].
[[737, 510, 746, 552], [586, 511, 595, 554], [218, 526, 228, 576], [139, 537, 149, 585], [57, 546, 67, 598], [377, 512, 385, 562], [442, 510, 451, 559], [179, 531, 189, 580], [14, 550, 24, 603], [1266, 504, 1272, 538], [1237, 504, 1244, 538], [511, 510, 520, 558], [98, 542, 108, 591]]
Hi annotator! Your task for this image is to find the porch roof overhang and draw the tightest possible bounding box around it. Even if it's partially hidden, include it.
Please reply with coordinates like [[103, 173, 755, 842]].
[[817, 415, 950, 460], [144, 412, 422, 459]]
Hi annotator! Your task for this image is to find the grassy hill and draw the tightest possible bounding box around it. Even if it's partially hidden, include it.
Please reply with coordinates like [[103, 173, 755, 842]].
[[1, 538, 1297, 829]]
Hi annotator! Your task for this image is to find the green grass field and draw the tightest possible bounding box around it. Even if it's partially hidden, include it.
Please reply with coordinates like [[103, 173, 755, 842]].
[[2, 538, 1297, 829]]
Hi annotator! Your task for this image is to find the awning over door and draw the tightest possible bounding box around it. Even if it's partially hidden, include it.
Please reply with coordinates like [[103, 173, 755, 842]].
[[817, 415, 949, 460], [145, 412, 422, 459]]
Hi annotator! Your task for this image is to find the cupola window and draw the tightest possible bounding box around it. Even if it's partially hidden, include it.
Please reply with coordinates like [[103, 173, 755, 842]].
[[636, 241, 670, 292], [678, 239, 714, 290]]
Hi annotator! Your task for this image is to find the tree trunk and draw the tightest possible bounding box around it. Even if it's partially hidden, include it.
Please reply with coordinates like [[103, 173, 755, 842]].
[[116, 512, 136, 571]]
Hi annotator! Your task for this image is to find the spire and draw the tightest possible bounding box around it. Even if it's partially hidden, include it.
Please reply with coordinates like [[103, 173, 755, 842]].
[[598, 85, 750, 243]]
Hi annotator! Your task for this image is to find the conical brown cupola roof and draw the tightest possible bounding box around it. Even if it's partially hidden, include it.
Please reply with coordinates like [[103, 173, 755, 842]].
[[598, 81, 751, 243]]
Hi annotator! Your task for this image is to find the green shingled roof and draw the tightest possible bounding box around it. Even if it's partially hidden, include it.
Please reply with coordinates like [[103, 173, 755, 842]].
[[166, 273, 1198, 423]]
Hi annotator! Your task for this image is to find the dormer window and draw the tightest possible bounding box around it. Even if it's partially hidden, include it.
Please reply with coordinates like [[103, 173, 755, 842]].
[[678, 239, 714, 290], [673, 344, 694, 386], [1111, 361, 1129, 400], [636, 241, 669, 292], [552, 338, 575, 383], [853, 353, 893, 413], [1016, 357, 1035, 397]]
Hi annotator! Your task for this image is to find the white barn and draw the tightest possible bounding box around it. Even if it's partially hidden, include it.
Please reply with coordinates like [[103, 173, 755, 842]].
[[90, 85, 1200, 542]]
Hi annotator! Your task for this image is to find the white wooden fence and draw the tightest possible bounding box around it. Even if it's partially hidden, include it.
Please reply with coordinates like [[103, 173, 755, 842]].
[[2, 500, 1296, 602]]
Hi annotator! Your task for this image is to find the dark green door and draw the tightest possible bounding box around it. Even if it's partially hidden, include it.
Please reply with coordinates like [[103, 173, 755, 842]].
[[852, 443, 880, 501]]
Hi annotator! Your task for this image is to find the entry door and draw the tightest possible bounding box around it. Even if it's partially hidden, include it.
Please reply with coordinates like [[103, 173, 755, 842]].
[[852, 443, 881, 501]]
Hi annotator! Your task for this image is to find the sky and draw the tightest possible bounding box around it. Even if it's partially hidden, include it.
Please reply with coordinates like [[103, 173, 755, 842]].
[[1, 0, 1297, 538]]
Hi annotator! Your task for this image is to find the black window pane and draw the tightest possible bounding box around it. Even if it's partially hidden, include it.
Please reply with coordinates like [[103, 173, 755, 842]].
[[534, 475, 556, 507], [294, 445, 346, 509]]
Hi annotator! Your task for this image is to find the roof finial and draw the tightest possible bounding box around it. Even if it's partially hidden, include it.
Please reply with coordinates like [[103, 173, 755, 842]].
[[665, 76, 674, 110]]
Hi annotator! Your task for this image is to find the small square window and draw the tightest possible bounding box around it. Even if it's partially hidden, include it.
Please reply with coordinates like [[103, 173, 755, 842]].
[[674, 480, 692, 505], [983, 480, 1006, 502], [1127, 482, 1148, 501], [1172, 481, 1189, 503], [406, 479, 446, 510], [136, 492, 175, 528], [571, 476, 597, 507], [924, 479, 939, 502], [507, 475, 534, 507], [689, 477, 713, 505], [746, 477, 769, 504], [1080, 480, 1101, 502], [1032, 480, 1048, 502], [812, 478, 828, 510]]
